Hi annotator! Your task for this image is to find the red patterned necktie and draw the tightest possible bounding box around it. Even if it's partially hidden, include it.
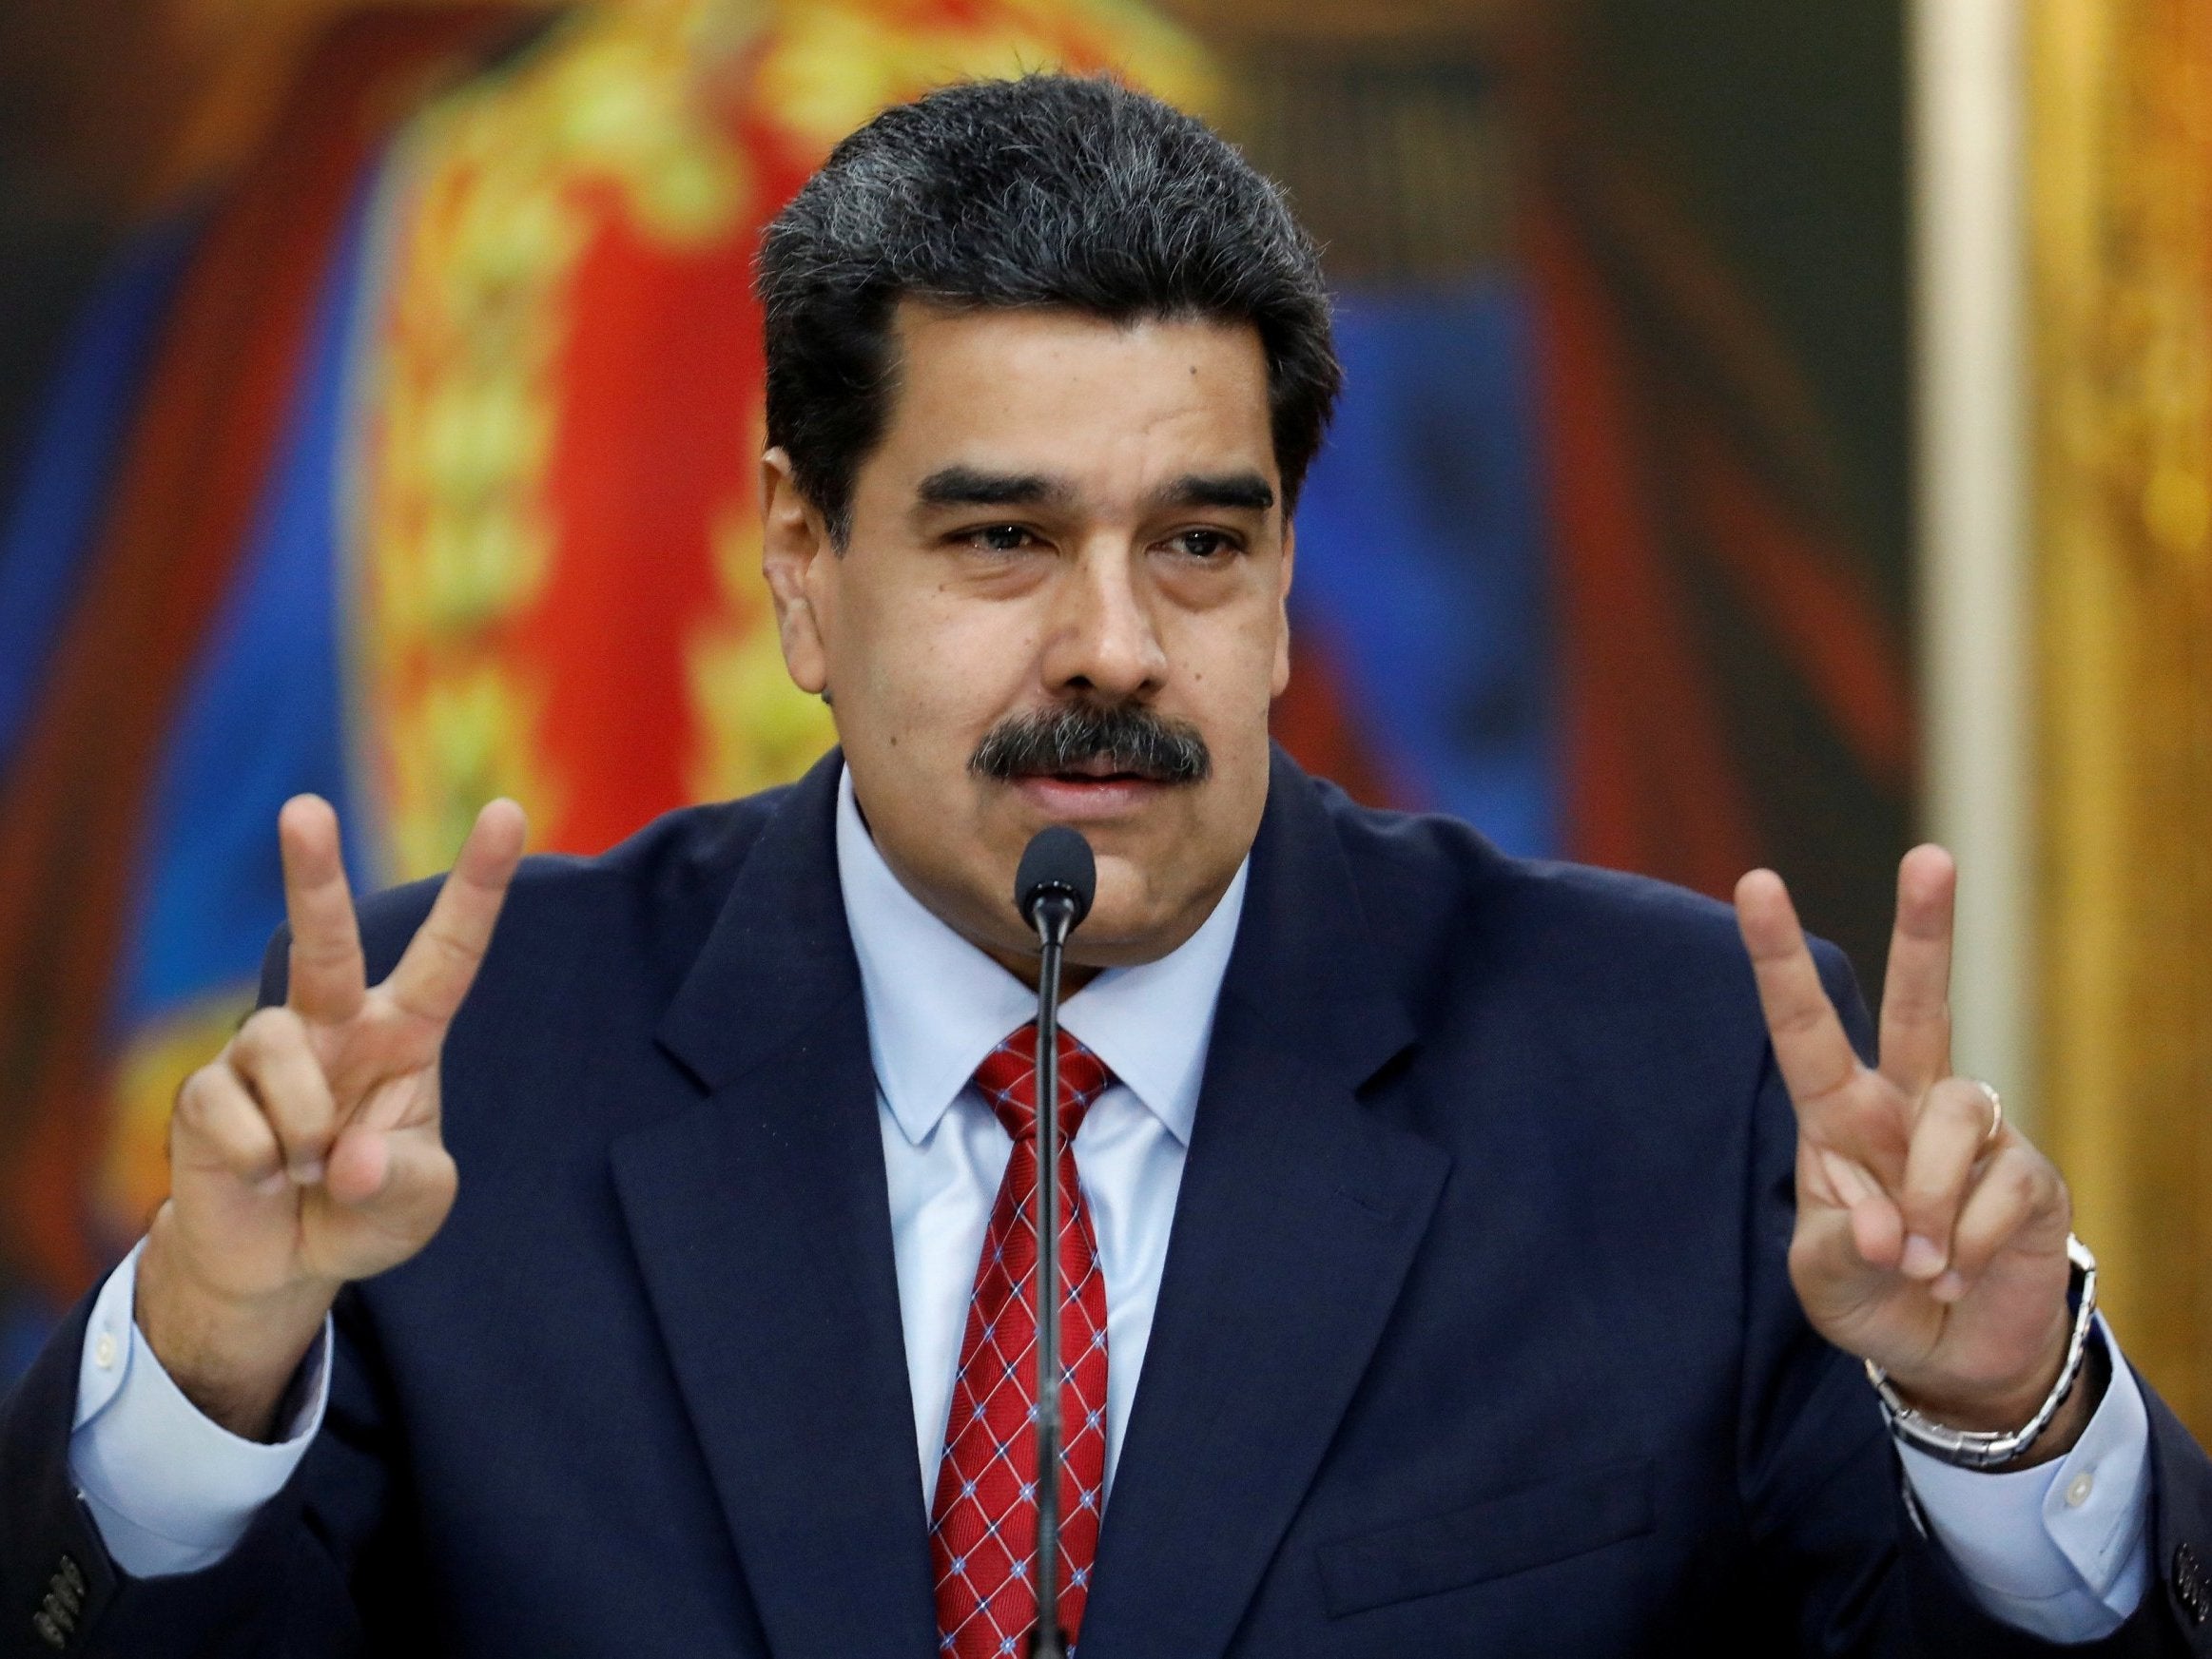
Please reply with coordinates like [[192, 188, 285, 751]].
[[930, 1023, 1115, 1659]]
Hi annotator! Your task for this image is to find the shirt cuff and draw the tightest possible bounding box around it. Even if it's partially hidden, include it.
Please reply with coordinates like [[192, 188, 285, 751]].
[[68, 1241, 331, 1578], [1897, 1316, 2150, 1642]]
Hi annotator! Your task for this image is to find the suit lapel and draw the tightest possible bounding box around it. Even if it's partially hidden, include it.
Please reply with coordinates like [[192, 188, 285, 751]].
[[606, 748, 1445, 1659], [1080, 752, 1450, 1659], [611, 752, 937, 1659]]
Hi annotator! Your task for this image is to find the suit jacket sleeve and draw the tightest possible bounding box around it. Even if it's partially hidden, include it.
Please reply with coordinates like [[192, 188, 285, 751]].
[[1740, 942, 2212, 1656], [0, 1281, 431, 1658], [0, 914, 441, 1659]]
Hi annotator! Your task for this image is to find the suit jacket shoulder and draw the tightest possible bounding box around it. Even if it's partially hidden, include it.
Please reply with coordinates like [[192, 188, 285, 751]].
[[260, 783, 796, 1010], [1302, 769, 1868, 1146]]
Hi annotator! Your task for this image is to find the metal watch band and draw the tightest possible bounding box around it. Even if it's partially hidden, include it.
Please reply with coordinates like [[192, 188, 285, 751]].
[[1865, 1233, 2099, 1471]]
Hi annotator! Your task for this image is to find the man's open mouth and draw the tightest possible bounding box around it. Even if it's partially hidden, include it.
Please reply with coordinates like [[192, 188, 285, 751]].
[[1030, 756, 1159, 784]]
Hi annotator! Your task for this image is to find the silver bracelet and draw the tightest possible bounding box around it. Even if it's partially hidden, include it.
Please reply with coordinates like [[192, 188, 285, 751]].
[[1865, 1233, 2099, 1470]]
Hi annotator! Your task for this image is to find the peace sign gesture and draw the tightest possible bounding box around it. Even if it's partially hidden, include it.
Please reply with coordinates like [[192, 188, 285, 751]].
[[1736, 846, 2085, 1452], [137, 796, 526, 1439]]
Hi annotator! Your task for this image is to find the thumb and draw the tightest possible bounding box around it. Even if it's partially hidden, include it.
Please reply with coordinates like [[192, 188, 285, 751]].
[[325, 1123, 457, 1237], [1795, 1140, 1908, 1297]]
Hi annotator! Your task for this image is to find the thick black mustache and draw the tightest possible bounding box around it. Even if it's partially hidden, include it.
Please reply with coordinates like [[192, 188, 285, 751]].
[[969, 703, 1212, 785]]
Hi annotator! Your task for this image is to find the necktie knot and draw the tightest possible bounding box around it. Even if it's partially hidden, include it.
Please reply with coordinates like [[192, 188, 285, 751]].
[[973, 1023, 1113, 1145]]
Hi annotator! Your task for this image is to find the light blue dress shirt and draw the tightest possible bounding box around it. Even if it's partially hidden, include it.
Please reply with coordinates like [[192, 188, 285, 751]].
[[69, 766, 2150, 1640], [836, 768, 1243, 1503]]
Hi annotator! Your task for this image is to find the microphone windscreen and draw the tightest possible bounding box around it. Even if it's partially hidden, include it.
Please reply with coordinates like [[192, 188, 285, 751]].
[[1016, 825, 1096, 928]]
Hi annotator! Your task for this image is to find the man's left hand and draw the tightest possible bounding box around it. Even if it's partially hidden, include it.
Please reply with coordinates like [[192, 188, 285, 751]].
[[1736, 847, 2086, 1460]]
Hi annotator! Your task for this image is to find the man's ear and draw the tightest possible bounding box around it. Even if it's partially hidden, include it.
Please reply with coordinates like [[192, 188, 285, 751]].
[[1271, 516, 1295, 697], [761, 447, 831, 697]]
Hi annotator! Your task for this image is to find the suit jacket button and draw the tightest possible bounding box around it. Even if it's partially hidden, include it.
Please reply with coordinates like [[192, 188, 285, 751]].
[[54, 1558, 82, 1600], [30, 1608, 65, 1649]]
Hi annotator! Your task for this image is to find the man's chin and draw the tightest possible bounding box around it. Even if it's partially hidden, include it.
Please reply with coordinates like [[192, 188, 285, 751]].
[[1056, 856, 1232, 970]]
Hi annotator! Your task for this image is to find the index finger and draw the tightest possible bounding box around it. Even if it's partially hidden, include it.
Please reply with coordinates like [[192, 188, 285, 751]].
[[281, 795, 367, 1024], [383, 800, 528, 1030], [1735, 868, 1871, 1125]]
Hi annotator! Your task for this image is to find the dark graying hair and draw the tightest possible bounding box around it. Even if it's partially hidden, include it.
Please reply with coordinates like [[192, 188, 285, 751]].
[[756, 72, 1341, 544]]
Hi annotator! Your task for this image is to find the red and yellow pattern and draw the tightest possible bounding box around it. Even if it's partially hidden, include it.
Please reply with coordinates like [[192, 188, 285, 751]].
[[353, 0, 1221, 882], [72, 0, 1219, 1284]]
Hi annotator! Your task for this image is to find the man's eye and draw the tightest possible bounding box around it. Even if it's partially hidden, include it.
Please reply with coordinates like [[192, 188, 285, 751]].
[[1167, 529, 1238, 560], [962, 524, 1038, 552]]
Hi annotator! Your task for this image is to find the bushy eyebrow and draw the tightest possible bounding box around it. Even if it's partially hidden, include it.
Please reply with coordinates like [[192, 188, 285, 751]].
[[915, 466, 1075, 509], [1152, 471, 1275, 513], [911, 465, 1276, 517]]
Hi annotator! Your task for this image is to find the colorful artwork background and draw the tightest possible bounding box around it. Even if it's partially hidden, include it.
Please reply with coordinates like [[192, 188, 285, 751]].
[[0, 0, 1911, 1377]]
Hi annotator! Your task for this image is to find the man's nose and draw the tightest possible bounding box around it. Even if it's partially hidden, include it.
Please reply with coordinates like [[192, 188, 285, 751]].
[[1040, 542, 1170, 700]]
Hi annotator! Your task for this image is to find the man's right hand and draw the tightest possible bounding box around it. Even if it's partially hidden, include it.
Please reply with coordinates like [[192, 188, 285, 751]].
[[135, 795, 526, 1440]]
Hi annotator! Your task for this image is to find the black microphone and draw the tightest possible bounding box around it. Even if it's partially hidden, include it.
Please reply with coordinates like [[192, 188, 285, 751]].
[[1014, 826, 1096, 1659]]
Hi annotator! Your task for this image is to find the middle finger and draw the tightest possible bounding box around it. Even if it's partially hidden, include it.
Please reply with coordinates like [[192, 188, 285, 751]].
[[1878, 845, 1956, 1101]]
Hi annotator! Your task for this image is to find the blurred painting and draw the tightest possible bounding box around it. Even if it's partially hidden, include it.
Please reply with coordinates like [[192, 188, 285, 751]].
[[0, 0, 1911, 1375]]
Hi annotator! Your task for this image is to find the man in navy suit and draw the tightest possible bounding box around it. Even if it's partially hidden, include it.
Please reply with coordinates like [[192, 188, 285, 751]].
[[8, 73, 2212, 1656]]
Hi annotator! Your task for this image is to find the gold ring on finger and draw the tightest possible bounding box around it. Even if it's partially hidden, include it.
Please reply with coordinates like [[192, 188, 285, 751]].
[[1968, 1078, 2003, 1145]]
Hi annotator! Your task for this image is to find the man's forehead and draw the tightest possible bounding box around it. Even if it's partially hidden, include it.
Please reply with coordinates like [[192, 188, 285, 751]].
[[877, 303, 1279, 505]]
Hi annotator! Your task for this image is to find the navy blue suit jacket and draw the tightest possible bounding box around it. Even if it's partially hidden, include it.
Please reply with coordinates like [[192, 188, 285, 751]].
[[8, 748, 2212, 1655]]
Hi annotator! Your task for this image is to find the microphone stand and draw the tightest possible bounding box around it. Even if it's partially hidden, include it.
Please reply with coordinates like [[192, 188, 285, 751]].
[[1025, 885, 1077, 1659]]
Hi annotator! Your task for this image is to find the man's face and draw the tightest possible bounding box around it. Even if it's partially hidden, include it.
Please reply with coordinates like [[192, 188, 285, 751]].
[[762, 302, 1292, 974]]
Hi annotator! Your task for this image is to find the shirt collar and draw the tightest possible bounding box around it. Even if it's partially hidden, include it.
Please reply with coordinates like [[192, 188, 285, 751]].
[[835, 764, 1246, 1149]]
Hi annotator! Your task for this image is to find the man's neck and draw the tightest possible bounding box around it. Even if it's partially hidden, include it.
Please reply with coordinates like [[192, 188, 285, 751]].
[[980, 945, 1100, 996]]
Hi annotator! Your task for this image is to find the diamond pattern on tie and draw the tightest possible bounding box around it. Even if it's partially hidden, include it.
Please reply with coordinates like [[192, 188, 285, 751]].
[[931, 1024, 1114, 1659]]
